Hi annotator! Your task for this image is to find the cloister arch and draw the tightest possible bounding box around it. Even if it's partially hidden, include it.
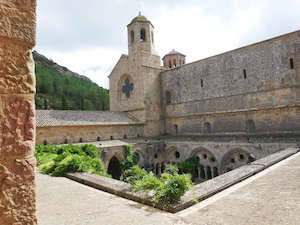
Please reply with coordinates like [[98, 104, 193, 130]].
[[133, 148, 146, 169], [107, 155, 121, 179], [153, 149, 166, 176], [189, 147, 218, 182], [166, 146, 184, 166], [220, 148, 251, 174]]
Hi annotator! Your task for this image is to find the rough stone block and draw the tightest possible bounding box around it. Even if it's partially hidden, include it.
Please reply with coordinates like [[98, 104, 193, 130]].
[[0, 4, 36, 46], [0, 42, 35, 94], [1, 99, 35, 156], [0, 157, 37, 225]]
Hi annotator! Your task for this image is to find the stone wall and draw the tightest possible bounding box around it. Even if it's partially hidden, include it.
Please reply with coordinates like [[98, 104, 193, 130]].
[[36, 124, 144, 145], [161, 31, 300, 135], [0, 1, 37, 224]]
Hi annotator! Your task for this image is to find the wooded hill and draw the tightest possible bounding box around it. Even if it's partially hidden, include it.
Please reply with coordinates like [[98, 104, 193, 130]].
[[33, 51, 109, 111]]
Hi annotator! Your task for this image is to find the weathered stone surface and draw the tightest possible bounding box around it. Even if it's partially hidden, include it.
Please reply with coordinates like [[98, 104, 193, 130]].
[[0, 42, 35, 94], [1, 99, 35, 156], [0, 157, 37, 225], [0, 3, 36, 46], [0, 0, 36, 8], [161, 31, 300, 135], [0, 1, 37, 223]]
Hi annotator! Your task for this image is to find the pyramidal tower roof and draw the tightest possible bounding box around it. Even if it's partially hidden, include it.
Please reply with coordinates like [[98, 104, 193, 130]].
[[164, 49, 186, 57]]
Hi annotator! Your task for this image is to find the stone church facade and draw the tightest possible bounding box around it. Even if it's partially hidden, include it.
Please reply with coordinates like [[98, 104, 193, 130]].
[[36, 13, 299, 180], [109, 13, 300, 138]]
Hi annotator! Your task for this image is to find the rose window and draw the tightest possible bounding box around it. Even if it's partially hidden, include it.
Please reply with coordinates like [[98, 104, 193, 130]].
[[122, 78, 134, 98]]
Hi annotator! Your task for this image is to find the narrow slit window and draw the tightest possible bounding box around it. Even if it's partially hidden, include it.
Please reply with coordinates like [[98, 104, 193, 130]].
[[201, 79, 204, 87], [165, 91, 171, 104], [243, 69, 247, 79], [130, 30, 134, 43], [290, 58, 294, 69]]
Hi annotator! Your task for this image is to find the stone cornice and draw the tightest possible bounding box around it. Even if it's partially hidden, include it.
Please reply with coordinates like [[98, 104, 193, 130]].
[[166, 103, 300, 119]]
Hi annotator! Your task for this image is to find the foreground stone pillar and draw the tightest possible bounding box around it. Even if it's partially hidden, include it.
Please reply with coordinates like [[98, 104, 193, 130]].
[[0, 1, 37, 224]]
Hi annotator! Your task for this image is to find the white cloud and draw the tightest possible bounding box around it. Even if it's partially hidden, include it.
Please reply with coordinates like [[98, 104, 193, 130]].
[[35, 0, 300, 90]]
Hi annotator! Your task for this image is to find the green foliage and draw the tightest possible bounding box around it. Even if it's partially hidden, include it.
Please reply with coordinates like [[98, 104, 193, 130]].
[[133, 172, 161, 192], [121, 165, 148, 185], [35, 144, 106, 176], [153, 172, 193, 204], [123, 163, 193, 204], [120, 145, 139, 172], [178, 157, 199, 178], [163, 163, 179, 175], [33, 51, 109, 111]]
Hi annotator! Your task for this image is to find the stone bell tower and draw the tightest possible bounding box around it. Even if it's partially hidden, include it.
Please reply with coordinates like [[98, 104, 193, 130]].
[[109, 13, 165, 137], [127, 12, 159, 59]]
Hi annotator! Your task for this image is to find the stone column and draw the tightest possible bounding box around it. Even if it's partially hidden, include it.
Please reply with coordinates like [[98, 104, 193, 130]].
[[0, 1, 37, 224]]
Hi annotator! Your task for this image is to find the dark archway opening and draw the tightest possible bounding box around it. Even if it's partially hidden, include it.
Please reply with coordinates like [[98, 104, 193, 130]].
[[108, 156, 121, 180]]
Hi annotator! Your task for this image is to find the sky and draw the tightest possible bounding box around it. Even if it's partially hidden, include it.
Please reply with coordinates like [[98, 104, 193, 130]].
[[35, 0, 300, 89]]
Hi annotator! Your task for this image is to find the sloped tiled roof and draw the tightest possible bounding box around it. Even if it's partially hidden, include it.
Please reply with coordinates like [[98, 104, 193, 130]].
[[36, 110, 143, 127]]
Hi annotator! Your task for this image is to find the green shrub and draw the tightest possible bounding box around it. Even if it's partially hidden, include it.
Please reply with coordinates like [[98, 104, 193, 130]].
[[124, 163, 193, 204], [121, 165, 148, 185], [120, 145, 138, 172], [163, 163, 179, 175], [35, 144, 106, 177], [155, 172, 193, 203], [132, 172, 161, 191], [178, 157, 199, 177]]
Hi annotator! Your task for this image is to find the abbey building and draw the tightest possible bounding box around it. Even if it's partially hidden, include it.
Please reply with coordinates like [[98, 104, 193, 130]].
[[109, 13, 300, 138], [36, 13, 300, 179]]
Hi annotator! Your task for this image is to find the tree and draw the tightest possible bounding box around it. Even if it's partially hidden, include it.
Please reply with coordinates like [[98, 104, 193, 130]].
[[62, 95, 68, 110], [83, 99, 94, 110]]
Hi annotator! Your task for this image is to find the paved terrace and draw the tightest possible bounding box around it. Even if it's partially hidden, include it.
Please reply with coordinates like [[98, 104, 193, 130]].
[[37, 148, 300, 225]]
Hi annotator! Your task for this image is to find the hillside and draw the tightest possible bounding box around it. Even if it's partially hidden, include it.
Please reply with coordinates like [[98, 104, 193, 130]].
[[33, 51, 109, 111]]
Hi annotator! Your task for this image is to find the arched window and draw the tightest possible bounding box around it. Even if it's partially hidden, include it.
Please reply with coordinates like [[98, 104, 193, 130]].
[[169, 60, 172, 68], [247, 120, 255, 133], [130, 30, 134, 43], [204, 122, 211, 134], [140, 29, 146, 41], [174, 124, 179, 135], [151, 31, 154, 43], [165, 90, 171, 104], [173, 59, 176, 67]]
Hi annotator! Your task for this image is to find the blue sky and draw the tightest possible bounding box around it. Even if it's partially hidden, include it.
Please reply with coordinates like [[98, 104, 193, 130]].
[[35, 0, 300, 89]]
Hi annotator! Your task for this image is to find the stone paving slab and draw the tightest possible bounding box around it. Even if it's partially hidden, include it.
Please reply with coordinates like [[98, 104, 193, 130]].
[[37, 150, 300, 224], [65, 147, 299, 213]]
